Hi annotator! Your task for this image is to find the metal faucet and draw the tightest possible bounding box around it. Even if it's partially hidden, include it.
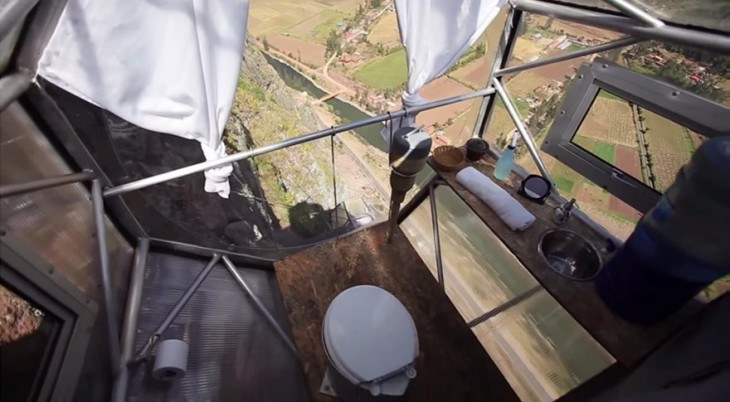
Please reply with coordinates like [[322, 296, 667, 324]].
[[553, 198, 576, 225]]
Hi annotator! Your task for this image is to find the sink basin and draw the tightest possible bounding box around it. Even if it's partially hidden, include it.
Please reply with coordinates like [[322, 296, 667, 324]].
[[538, 229, 602, 281]]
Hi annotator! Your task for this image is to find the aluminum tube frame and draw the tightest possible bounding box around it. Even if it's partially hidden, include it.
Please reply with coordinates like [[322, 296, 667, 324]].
[[112, 238, 149, 402], [0, 70, 33, 112], [222, 256, 298, 356], [602, 0, 664, 27], [467, 285, 542, 328], [512, 0, 730, 54], [92, 179, 122, 376], [491, 78, 553, 185], [104, 88, 495, 198], [0, 0, 39, 40], [429, 185, 444, 290], [135, 253, 221, 360], [495, 36, 642, 77], [0, 170, 96, 198]]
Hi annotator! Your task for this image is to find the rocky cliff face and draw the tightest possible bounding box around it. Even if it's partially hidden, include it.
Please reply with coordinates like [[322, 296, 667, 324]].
[[224, 39, 343, 238]]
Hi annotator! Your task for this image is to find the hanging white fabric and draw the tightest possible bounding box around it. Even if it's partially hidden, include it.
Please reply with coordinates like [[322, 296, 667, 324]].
[[37, 0, 250, 198], [383, 0, 506, 148]]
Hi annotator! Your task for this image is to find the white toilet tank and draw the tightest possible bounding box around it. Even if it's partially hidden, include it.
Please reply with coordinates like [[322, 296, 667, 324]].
[[322, 285, 419, 399]]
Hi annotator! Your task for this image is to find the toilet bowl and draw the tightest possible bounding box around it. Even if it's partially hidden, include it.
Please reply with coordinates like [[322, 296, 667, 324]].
[[322, 285, 418, 399]]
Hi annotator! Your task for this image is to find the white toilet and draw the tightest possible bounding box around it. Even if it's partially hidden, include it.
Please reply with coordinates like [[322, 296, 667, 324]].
[[322, 285, 419, 400]]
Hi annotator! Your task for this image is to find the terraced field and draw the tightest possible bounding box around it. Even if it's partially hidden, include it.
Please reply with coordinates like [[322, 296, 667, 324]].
[[642, 109, 695, 191], [575, 95, 636, 147]]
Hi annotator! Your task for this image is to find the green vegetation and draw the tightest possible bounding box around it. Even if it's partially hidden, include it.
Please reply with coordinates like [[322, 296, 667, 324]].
[[313, 10, 346, 42], [325, 29, 341, 58], [448, 43, 486, 73], [514, 97, 531, 116], [593, 141, 616, 164], [353, 48, 407, 90], [553, 176, 575, 193], [573, 135, 616, 164], [596, 90, 623, 101]]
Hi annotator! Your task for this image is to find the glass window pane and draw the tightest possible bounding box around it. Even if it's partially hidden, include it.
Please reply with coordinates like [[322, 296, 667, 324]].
[[472, 289, 615, 402], [497, 12, 728, 241], [572, 89, 709, 192], [402, 186, 539, 321], [547, 0, 730, 33]]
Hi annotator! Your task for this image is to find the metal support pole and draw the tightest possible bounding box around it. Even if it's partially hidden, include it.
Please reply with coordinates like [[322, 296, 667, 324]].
[[512, 0, 730, 54], [0, 170, 96, 198], [221, 256, 298, 356], [92, 179, 122, 376], [396, 175, 437, 224], [495, 37, 642, 77], [603, 0, 664, 27], [104, 88, 495, 198], [134, 254, 221, 360], [112, 238, 149, 402], [473, 7, 520, 139], [491, 78, 553, 184], [428, 185, 444, 290], [0, 70, 34, 112], [330, 134, 338, 224]]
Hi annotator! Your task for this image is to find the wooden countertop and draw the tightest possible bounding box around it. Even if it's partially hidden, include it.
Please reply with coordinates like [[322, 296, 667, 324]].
[[275, 223, 519, 402], [430, 154, 702, 367]]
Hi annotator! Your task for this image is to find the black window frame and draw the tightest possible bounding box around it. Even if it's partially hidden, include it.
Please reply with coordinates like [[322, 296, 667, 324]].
[[0, 234, 98, 402], [541, 58, 729, 213]]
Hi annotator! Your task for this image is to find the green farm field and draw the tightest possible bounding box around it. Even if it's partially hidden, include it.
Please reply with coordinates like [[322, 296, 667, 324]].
[[352, 48, 407, 90]]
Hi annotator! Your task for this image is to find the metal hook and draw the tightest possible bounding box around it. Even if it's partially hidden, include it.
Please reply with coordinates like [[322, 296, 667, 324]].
[[329, 126, 336, 137]]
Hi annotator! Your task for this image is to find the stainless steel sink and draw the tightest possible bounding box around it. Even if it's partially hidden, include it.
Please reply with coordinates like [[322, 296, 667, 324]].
[[538, 229, 602, 281]]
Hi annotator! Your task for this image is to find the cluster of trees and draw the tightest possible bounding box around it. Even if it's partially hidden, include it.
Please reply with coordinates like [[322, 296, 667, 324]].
[[448, 43, 486, 73], [325, 30, 341, 59]]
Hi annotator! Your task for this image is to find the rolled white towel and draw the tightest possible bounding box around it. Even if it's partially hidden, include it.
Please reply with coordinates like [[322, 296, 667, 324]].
[[456, 167, 536, 231]]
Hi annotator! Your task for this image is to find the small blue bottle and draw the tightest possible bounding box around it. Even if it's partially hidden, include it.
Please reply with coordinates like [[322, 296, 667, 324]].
[[494, 145, 516, 180]]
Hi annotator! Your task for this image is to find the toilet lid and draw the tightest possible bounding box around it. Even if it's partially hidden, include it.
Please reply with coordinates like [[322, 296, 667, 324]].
[[323, 285, 418, 385]]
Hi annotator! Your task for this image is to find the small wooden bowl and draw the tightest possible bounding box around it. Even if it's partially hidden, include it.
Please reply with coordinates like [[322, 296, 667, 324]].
[[432, 146, 464, 171]]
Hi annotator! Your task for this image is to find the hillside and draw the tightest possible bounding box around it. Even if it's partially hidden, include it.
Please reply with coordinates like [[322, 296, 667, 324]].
[[224, 38, 351, 242]]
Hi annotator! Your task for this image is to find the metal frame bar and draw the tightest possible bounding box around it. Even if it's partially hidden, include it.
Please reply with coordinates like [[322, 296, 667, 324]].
[[0, 70, 33, 112], [0, 0, 39, 40], [602, 0, 664, 27], [0, 170, 96, 198], [148, 237, 276, 267], [512, 0, 730, 54], [494, 36, 641, 77], [112, 238, 149, 402], [134, 253, 221, 360], [467, 285, 542, 328], [92, 179, 122, 376], [221, 256, 298, 356], [474, 7, 522, 139], [492, 78, 554, 185], [103, 88, 496, 198], [428, 184, 444, 290]]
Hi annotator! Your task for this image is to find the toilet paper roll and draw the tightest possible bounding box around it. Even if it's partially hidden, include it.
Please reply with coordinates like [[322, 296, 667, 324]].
[[153, 339, 189, 381]]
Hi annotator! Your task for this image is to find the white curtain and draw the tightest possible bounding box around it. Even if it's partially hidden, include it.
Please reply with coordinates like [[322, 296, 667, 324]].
[[383, 0, 506, 147], [37, 0, 250, 198]]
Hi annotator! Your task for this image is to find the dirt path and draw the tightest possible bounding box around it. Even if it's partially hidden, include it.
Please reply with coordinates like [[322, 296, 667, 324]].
[[267, 48, 355, 96]]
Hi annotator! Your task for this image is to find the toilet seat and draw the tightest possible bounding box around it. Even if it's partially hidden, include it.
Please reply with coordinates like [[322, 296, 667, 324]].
[[323, 285, 418, 396]]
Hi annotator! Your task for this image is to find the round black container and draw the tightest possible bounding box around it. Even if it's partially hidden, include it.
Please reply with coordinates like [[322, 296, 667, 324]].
[[465, 138, 489, 161]]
